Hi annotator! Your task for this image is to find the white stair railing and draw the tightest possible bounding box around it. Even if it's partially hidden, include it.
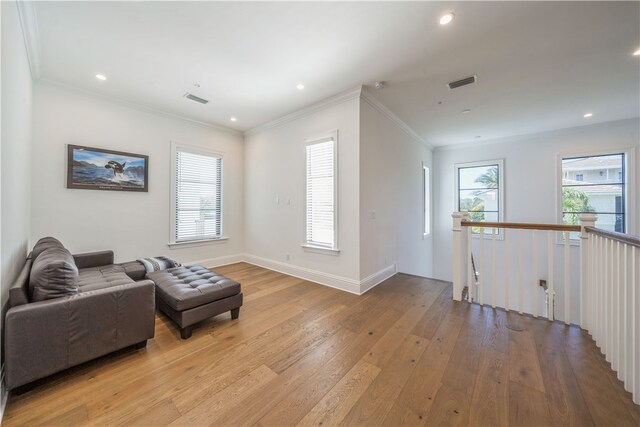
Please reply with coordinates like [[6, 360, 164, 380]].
[[452, 212, 639, 404], [582, 225, 639, 405]]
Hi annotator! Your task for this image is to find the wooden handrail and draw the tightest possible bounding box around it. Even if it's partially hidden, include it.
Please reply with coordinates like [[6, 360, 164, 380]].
[[585, 227, 640, 247], [461, 221, 581, 232]]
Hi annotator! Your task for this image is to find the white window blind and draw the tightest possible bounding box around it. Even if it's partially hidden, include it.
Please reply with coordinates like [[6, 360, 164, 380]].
[[423, 165, 430, 235], [305, 137, 336, 249], [174, 148, 222, 242]]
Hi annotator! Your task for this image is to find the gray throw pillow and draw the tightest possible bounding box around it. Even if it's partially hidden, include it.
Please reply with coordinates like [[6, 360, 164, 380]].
[[31, 237, 65, 260], [30, 246, 79, 301]]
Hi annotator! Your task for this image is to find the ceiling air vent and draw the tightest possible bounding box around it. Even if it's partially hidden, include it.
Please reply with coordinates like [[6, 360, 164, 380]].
[[183, 93, 209, 104], [447, 75, 477, 90]]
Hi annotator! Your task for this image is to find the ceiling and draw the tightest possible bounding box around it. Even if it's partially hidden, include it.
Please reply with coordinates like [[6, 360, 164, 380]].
[[32, 1, 640, 146]]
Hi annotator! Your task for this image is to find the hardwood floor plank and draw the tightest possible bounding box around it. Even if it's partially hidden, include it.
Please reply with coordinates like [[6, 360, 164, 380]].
[[339, 334, 428, 426], [256, 308, 408, 426], [119, 399, 181, 427], [168, 365, 278, 426], [210, 327, 360, 427], [296, 360, 381, 427], [530, 320, 596, 427], [562, 325, 638, 426], [384, 303, 465, 425], [508, 381, 552, 427], [363, 284, 442, 369], [507, 314, 546, 393], [468, 346, 509, 427]]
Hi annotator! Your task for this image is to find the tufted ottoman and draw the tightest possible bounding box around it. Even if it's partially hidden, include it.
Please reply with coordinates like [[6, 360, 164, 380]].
[[147, 265, 243, 339]]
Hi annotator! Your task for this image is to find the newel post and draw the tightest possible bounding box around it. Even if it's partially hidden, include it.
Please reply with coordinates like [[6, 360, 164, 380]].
[[579, 213, 597, 328], [452, 212, 469, 301]]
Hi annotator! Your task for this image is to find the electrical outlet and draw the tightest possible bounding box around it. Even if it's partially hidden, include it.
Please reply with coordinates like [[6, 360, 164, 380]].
[[276, 197, 280, 205], [286, 197, 291, 205], [371, 210, 376, 219], [285, 253, 290, 261]]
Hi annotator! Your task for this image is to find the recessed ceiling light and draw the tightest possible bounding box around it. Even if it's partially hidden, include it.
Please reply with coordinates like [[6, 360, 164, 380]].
[[462, 109, 471, 114], [296, 83, 305, 90], [634, 48, 640, 56], [230, 117, 237, 122], [584, 113, 593, 118], [475, 135, 481, 139], [95, 74, 107, 81], [439, 12, 454, 25]]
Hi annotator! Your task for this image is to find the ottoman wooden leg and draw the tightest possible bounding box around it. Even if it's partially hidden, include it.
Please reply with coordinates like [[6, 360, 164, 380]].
[[180, 326, 193, 340], [231, 307, 240, 319]]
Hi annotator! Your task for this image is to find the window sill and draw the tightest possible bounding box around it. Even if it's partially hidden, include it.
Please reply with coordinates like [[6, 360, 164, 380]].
[[168, 237, 229, 249], [301, 244, 341, 256]]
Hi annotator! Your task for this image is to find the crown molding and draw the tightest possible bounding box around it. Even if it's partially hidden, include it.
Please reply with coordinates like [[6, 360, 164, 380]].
[[432, 116, 640, 153], [244, 86, 363, 136], [360, 88, 434, 151], [37, 79, 243, 136], [16, 0, 41, 79]]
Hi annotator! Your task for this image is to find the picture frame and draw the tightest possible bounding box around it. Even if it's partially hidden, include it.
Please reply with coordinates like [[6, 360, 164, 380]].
[[67, 144, 149, 192]]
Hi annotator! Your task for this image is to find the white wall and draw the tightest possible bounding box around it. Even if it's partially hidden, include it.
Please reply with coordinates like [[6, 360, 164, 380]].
[[434, 118, 640, 283], [31, 83, 244, 265], [1, 0, 33, 312], [359, 95, 433, 280], [244, 93, 361, 292]]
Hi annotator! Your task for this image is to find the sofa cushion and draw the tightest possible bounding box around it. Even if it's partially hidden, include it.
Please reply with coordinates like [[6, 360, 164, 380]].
[[30, 247, 79, 302], [119, 261, 148, 281], [149, 265, 241, 312], [77, 267, 135, 292], [31, 237, 65, 261]]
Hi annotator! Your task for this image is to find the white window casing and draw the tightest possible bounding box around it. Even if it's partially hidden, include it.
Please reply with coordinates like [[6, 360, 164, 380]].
[[169, 142, 225, 246], [303, 131, 339, 253]]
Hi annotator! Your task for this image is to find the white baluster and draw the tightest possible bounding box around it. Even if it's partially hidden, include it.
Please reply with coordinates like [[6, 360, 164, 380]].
[[491, 227, 497, 309], [610, 240, 618, 370], [608, 238, 614, 361], [579, 214, 597, 329], [532, 231, 539, 318], [518, 230, 524, 314], [467, 226, 473, 302], [633, 246, 638, 404], [564, 231, 571, 325], [624, 244, 630, 387], [451, 212, 468, 301], [479, 227, 485, 306], [616, 241, 623, 377], [504, 230, 510, 311], [598, 234, 604, 348], [547, 230, 554, 321]]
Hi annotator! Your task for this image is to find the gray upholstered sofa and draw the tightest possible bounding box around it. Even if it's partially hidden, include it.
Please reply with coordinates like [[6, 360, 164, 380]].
[[4, 237, 155, 393]]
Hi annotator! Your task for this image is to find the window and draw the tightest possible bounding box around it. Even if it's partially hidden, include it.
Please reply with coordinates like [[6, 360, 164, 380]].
[[561, 153, 625, 233], [455, 160, 504, 235], [304, 133, 337, 250], [423, 164, 430, 236], [171, 144, 223, 243]]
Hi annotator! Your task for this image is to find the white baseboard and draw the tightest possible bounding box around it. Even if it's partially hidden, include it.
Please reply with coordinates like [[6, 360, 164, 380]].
[[190, 253, 245, 269], [243, 254, 361, 294], [187, 253, 398, 295], [243, 254, 397, 295], [360, 264, 397, 294]]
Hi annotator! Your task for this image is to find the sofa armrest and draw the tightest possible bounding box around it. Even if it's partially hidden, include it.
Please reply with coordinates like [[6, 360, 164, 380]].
[[73, 250, 114, 269], [4, 280, 155, 390]]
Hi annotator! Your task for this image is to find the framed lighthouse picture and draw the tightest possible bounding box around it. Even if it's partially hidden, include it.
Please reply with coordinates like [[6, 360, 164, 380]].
[[67, 144, 149, 192]]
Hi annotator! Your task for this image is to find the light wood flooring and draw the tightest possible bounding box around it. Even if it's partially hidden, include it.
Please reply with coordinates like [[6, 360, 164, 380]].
[[4, 262, 639, 426]]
